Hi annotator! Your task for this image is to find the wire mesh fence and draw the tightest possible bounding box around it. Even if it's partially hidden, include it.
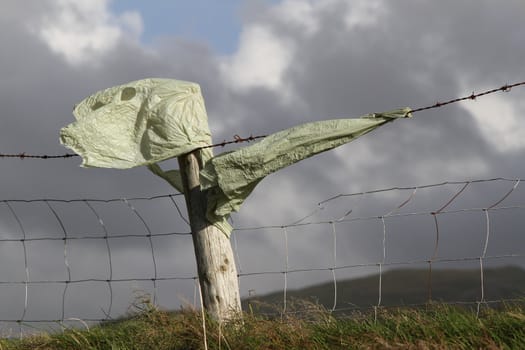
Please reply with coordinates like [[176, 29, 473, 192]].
[[1, 177, 525, 337]]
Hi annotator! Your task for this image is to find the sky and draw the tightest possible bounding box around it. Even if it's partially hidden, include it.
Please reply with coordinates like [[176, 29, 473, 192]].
[[110, 0, 245, 52], [1, 0, 525, 331]]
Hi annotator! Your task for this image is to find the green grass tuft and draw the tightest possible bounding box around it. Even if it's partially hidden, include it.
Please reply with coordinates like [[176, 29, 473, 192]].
[[1, 300, 524, 349]]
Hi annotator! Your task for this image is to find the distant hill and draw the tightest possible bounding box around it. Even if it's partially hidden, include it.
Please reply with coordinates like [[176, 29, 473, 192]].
[[243, 266, 525, 313]]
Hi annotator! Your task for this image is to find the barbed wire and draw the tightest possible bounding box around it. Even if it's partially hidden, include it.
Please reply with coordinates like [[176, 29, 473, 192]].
[[0, 153, 79, 159], [408, 81, 525, 114], [1, 80, 524, 160]]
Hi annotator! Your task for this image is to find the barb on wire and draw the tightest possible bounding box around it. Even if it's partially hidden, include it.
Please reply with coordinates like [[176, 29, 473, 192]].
[[2, 80, 525, 160], [198, 134, 267, 150]]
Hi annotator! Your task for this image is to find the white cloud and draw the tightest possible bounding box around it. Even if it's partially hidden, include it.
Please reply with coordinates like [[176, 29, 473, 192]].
[[462, 94, 525, 152], [219, 0, 322, 97], [220, 24, 293, 92], [345, 0, 386, 30], [271, 0, 319, 35], [219, 0, 387, 97], [34, 0, 143, 66]]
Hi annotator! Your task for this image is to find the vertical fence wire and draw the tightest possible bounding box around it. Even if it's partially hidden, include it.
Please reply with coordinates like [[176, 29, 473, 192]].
[[122, 198, 158, 305], [330, 222, 338, 312], [282, 226, 289, 316], [44, 201, 72, 324], [427, 182, 470, 302], [83, 200, 113, 320], [375, 187, 419, 321], [477, 179, 521, 316], [168, 194, 190, 226], [375, 217, 387, 322], [4, 202, 29, 338], [428, 214, 439, 303], [478, 208, 491, 316]]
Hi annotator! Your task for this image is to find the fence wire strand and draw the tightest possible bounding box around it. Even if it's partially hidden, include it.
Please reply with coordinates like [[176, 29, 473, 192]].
[[282, 227, 289, 317], [1, 81, 524, 160], [330, 222, 338, 313]]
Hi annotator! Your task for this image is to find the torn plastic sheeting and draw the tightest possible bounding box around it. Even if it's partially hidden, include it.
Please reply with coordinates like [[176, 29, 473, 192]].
[[60, 78, 411, 238], [147, 109, 412, 237], [200, 108, 412, 221], [60, 78, 214, 169]]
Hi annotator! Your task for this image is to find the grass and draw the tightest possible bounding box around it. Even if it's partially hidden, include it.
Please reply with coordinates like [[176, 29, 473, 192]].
[[1, 300, 525, 349]]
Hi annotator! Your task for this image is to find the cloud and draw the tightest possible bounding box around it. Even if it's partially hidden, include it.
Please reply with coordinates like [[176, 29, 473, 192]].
[[220, 24, 293, 92], [462, 94, 525, 153], [33, 0, 143, 66], [344, 0, 386, 30], [270, 0, 320, 35]]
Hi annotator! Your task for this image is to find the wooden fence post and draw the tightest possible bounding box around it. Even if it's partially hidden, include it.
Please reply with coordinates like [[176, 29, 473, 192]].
[[178, 151, 242, 321]]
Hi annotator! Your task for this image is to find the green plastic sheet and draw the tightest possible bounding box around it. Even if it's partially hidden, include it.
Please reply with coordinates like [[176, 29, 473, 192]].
[[200, 109, 412, 222], [60, 78, 412, 237], [60, 78, 213, 169]]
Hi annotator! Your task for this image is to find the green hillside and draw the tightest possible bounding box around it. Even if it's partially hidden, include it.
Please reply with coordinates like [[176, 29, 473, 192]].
[[245, 266, 525, 313]]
